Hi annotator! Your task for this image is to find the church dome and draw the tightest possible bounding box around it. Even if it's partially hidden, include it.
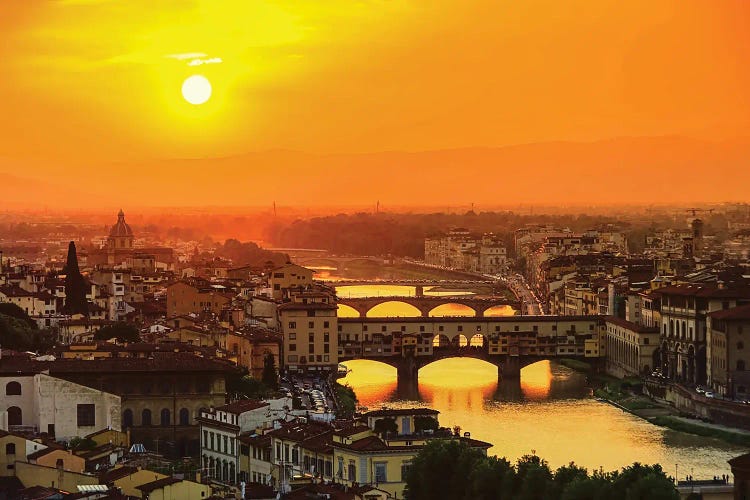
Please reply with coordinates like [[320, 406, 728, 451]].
[[109, 209, 134, 237]]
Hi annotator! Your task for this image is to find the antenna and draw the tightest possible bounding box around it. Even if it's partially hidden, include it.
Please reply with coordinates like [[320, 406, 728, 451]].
[[273, 201, 277, 217]]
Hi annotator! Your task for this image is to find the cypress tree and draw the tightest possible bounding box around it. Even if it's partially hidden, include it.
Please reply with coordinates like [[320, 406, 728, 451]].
[[63, 241, 88, 316]]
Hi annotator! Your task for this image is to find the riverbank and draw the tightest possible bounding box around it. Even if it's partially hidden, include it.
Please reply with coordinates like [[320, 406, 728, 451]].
[[590, 373, 750, 446]]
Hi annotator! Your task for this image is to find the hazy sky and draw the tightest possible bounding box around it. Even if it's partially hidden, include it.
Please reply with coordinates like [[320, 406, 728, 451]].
[[1, 1, 749, 207]]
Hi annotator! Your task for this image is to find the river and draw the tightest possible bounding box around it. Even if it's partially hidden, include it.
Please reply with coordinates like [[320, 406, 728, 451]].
[[332, 280, 746, 479]]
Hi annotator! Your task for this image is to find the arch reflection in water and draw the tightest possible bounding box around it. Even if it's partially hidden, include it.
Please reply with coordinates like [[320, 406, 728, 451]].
[[340, 358, 744, 477]]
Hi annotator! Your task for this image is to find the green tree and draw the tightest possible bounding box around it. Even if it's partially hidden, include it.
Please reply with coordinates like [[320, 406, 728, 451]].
[[414, 416, 439, 432], [63, 241, 88, 316], [93, 322, 140, 343], [0, 303, 36, 329], [561, 475, 613, 500], [0, 313, 54, 353], [261, 352, 278, 389], [404, 440, 486, 500], [373, 418, 398, 436], [551, 463, 589, 499], [467, 455, 516, 500]]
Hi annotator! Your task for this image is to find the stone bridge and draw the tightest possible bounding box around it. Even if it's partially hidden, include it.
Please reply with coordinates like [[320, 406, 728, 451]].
[[339, 345, 595, 394], [337, 295, 521, 317], [327, 279, 495, 287]]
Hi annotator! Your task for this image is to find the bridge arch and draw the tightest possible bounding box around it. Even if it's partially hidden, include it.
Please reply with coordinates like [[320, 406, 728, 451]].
[[469, 333, 485, 347], [366, 301, 422, 318], [428, 303, 478, 317], [483, 305, 517, 317], [336, 304, 360, 318], [432, 334, 451, 348]]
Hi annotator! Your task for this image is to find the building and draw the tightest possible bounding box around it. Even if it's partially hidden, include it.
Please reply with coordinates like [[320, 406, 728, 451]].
[[166, 279, 234, 318], [199, 400, 272, 485], [279, 292, 339, 373], [0, 430, 48, 477], [0, 354, 238, 457], [707, 304, 750, 399], [88, 210, 174, 269], [268, 264, 314, 300], [604, 317, 660, 378], [239, 433, 273, 486], [0, 373, 120, 440], [424, 230, 508, 274], [659, 285, 750, 386], [226, 327, 282, 379]]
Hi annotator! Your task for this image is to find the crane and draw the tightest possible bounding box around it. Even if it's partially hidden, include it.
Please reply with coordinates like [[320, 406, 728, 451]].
[[685, 208, 714, 217]]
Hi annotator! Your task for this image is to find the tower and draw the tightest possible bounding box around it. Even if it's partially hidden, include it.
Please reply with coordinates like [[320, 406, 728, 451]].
[[107, 209, 135, 251], [691, 218, 704, 258]]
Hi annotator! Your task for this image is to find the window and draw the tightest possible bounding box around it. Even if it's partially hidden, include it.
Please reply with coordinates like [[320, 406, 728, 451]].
[[309, 321, 315, 329], [324, 333, 330, 342], [289, 333, 296, 340], [5, 382, 21, 396], [5, 443, 15, 455], [324, 344, 330, 353], [123, 409, 133, 428], [375, 462, 387, 483], [738, 360, 746, 371], [324, 321, 330, 328], [401, 462, 411, 480], [161, 408, 171, 426], [309, 333, 315, 342], [288, 322, 296, 329], [142, 409, 152, 426], [348, 463, 356, 482], [288, 355, 298, 362], [77, 404, 95, 427], [289, 343, 296, 352], [738, 342, 745, 350]]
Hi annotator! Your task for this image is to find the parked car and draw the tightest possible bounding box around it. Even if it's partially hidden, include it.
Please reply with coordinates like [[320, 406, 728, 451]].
[[704, 391, 715, 398]]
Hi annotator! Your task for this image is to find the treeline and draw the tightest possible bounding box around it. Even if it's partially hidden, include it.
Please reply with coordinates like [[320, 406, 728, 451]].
[[266, 212, 631, 258], [198, 239, 289, 268], [404, 440, 678, 500], [0, 304, 55, 353]]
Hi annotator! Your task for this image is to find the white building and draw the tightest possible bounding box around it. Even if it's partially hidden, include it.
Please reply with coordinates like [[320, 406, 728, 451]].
[[0, 373, 120, 440], [199, 400, 273, 485]]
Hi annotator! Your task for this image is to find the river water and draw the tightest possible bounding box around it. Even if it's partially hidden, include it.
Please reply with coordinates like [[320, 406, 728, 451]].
[[333, 280, 747, 479]]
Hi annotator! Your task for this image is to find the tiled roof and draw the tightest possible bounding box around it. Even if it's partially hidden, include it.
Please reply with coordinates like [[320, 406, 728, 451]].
[[364, 408, 439, 418], [215, 400, 269, 414], [135, 477, 182, 493], [709, 304, 750, 321]]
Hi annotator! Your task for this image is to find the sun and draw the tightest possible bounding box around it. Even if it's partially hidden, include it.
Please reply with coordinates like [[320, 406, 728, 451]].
[[181, 75, 212, 105]]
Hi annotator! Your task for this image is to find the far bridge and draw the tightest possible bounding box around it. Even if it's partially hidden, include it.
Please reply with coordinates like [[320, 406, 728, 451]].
[[327, 279, 495, 287], [337, 295, 521, 318]]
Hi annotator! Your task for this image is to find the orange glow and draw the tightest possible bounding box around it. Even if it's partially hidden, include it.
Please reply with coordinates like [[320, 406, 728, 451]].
[[520, 361, 553, 400], [2, 1, 749, 207]]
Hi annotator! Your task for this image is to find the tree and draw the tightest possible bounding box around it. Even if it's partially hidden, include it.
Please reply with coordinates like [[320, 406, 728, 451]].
[[404, 440, 486, 500], [0, 312, 54, 353], [93, 322, 140, 343], [63, 241, 88, 316], [414, 416, 439, 432], [373, 418, 398, 436], [261, 352, 278, 389], [0, 303, 36, 329]]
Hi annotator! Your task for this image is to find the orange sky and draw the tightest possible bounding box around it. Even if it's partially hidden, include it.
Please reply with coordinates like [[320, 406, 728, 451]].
[[1, 1, 749, 207]]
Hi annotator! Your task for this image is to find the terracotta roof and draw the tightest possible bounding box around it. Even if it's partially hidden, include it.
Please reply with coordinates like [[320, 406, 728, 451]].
[[604, 316, 660, 334], [136, 477, 182, 493], [215, 400, 269, 415], [0, 353, 238, 375], [99, 465, 140, 483], [729, 452, 750, 470], [364, 408, 439, 418], [278, 302, 337, 311], [709, 304, 750, 321]]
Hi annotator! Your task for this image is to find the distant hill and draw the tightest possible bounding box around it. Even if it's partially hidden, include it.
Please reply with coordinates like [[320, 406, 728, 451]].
[[2, 136, 748, 208]]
